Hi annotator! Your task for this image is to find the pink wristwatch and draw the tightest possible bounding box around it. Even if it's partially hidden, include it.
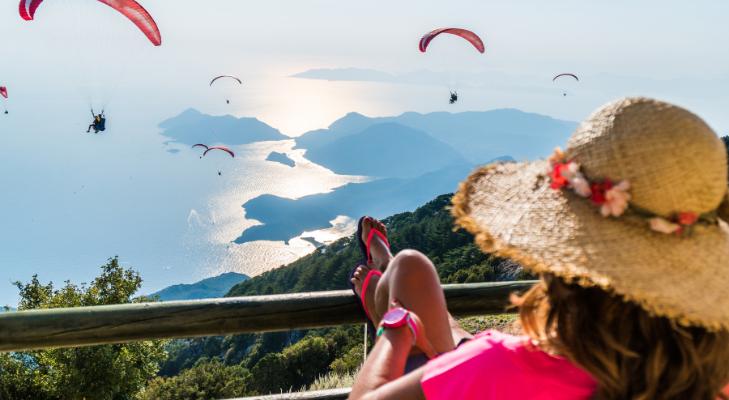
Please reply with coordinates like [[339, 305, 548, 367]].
[[376, 307, 418, 345]]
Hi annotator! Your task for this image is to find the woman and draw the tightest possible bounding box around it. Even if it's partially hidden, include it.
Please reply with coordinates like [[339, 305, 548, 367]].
[[349, 97, 729, 399]]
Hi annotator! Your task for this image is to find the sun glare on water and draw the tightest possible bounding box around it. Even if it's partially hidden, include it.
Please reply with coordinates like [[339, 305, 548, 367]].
[[182, 139, 367, 278], [238, 75, 398, 137]]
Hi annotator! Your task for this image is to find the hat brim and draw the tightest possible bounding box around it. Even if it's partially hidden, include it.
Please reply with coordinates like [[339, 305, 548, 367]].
[[452, 161, 729, 331]]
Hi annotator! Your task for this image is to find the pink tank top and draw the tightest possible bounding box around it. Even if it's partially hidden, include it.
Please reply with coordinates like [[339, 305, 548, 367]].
[[420, 330, 596, 399]]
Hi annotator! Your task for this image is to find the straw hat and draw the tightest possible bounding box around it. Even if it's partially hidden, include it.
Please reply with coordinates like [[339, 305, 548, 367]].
[[452, 97, 729, 330]]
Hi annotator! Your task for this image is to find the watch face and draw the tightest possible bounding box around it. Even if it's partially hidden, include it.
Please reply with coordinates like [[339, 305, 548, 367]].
[[382, 307, 408, 327]]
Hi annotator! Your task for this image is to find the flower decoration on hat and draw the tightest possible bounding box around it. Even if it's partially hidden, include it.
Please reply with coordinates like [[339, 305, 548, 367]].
[[648, 212, 700, 235], [548, 148, 709, 235], [549, 148, 631, 218]]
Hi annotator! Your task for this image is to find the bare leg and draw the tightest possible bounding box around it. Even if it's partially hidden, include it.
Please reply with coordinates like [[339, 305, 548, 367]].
[[351, 217, 471, 355]]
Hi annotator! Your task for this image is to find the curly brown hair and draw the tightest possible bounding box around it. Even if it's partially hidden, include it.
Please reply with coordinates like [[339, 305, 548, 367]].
[[513, 274, 729, 400]]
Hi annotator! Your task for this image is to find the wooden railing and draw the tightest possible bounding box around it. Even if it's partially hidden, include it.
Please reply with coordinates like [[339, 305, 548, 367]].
[[228, 388, 350, 400], [0, 281, 536, 399]]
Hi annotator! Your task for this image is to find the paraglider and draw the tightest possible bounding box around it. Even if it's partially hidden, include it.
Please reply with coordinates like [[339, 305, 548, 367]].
[[203, 146, 235, 158], [0, 86, 7, 114], [419, 28, 485, 54], [192, 143, 208, 158], [210, 76, 242, 104], [449, 91, 458, 104], [420, 28, 483, 104], [553, 73, 579, 97], [193, 144, 234, 175], [210, 76, 242, 86], [19, 0, 162, 46], [192, 144, 235, 159], [552, 73, 579, 82], [87, 109, 106, 133]]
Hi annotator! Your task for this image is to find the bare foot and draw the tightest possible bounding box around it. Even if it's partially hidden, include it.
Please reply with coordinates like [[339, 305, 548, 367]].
[[360, 216, 392, 271], [351, 264, 381, 325]]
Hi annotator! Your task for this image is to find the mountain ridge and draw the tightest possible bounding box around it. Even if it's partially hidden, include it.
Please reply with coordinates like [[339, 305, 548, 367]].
[[304, 122, 467, 178], [296, 109, 577, 164], [150, 272, 250, 301], [159, 108, 287, 145]]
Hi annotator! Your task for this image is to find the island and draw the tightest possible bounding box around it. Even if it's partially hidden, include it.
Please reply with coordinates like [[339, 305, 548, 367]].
[[266, 151, 295, 167], [159, 108, 287, 146]]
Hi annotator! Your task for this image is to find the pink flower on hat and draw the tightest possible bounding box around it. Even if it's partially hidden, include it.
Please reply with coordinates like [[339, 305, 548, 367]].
[[550, 158, 593, 198], [649, 217, 681, 234], [570, 175, 593, 198], [601, 181, 631, 217]]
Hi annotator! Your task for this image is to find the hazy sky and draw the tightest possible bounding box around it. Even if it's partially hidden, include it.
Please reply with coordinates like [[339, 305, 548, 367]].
[[3, 0, 729, 132], [1, 1, 728, 305]]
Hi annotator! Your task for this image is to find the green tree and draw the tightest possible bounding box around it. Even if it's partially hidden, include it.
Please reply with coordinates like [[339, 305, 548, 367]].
[[250, 336, 331, 394], [0, 257, 166, 400], [329, 344, 363, 375], [139, 358, 252, 400]]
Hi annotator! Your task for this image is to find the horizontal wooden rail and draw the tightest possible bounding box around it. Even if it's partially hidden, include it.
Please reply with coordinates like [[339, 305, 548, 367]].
[[227, 388, 350, 400], [0, 281, 535, 352]]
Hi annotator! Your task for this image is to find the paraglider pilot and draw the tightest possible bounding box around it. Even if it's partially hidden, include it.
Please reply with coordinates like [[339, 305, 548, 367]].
[[449, 91, 458, 104], [87, 109, 106, 134]]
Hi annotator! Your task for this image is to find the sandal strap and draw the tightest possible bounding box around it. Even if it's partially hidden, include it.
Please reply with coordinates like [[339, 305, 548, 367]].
[[365, 228, 390, 264], [360, 269, 383, 321]]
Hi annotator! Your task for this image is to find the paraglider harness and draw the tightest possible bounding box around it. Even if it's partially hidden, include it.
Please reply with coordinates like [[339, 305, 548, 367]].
[[87, 109, 106, 134], [449, 91, 458, 104]]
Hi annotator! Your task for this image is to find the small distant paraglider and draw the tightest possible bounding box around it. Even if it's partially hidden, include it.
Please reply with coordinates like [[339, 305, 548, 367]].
[[0, 86, 8, 114], [210, 75, 242, 104], [552, 73, 579, 97], [18, 0, 162, 46], [203, 146, 235, 158], [192, 143, 209, 158], [87, 109, 106, 133], [449, 91, 458, 104], [191, 144, 235, 158]]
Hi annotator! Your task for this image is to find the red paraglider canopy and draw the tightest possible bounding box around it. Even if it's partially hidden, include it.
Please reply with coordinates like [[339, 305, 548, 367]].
[[0, 87, 7, 99], [19, 0, 162, 46], [552, 73, 579, 82], [203, 146, 235, 158], [419, 28, 485, 54]]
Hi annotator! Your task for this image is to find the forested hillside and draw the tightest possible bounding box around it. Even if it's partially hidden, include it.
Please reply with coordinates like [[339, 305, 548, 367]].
[[229, 193, 528, 297]]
